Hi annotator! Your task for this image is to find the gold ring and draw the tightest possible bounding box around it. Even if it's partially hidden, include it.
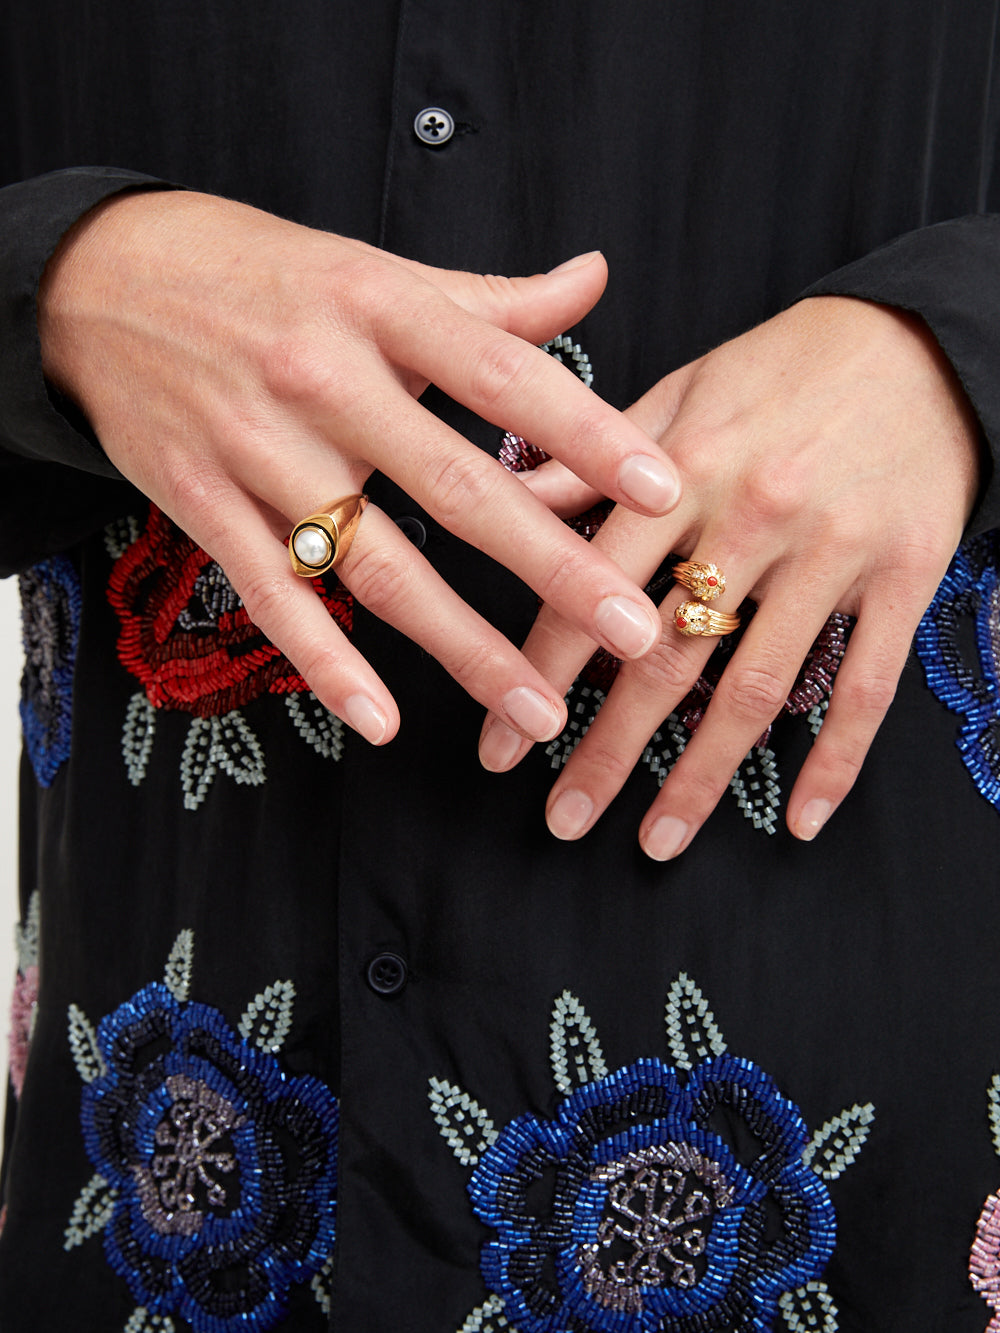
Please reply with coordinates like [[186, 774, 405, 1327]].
[[289, 495, 369, 576], [672, 560, 726, 601], [674, 600, 740, 637]]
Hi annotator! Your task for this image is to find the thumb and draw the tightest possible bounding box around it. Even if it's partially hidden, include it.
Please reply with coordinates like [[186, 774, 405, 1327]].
[[404, 250, 609, 346]]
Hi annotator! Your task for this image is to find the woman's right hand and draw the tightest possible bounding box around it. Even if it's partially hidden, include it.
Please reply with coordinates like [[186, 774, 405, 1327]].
[[37, 189, 680, 744]]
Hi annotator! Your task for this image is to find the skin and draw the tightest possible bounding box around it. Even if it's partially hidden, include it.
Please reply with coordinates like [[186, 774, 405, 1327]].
[[37, 189, 683, 746], [478, 296, 983, 854]]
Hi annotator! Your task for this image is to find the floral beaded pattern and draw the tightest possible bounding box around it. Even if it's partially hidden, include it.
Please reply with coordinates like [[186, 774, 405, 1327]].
[[7, 891, 40, 1100], [18, 553, 82, 786], [431, 974, 873, 1333], [106, 508, 351, 809], [915, 530, 1000, 810], [969, 1074, 1000, 1328], [64, 931, 339, 1333]]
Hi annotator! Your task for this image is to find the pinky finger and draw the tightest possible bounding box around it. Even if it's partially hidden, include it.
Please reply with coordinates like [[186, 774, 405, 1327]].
[[785, 606, 916, 840]]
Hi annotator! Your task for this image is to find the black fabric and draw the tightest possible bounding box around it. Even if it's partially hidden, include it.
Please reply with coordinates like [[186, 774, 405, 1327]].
[[0, 4, 999, 1332]]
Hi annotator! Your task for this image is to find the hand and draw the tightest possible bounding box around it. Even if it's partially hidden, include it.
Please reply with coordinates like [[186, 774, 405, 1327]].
[[37, 190, 681, 744], [479, 296, 981, 853]]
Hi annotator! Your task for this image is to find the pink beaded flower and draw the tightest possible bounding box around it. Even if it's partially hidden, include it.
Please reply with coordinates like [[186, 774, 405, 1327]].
[[971, 1192, 1000, 1329], [8, 965, 39, 1099]]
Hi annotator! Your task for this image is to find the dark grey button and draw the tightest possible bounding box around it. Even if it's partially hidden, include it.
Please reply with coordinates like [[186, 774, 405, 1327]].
[[367, 952, 408, 996], [414, 107, 455, 146], [395, 515, 427, 548]]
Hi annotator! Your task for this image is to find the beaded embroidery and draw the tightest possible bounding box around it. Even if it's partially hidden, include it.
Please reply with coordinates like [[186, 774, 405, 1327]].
[[63, 931, 338, 1333], [18, 554, 82, 786], [969, 1073, 1000, 1328], [431, 973, 873, 1333], [106, 507, 350, 809], [916, 530, 1000, 810], [7, 891, 40, 1099]]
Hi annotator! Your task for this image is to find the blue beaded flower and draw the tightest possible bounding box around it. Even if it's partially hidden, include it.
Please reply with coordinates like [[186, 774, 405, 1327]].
[[18, 553, 82, 786], [65, 932, 338, 1333], [915, 531, 1000, 809], [431, 977, 873, 1333]]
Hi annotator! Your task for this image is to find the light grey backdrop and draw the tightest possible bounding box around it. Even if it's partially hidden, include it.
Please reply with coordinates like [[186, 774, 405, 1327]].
[[1, 578, 22, 1130]]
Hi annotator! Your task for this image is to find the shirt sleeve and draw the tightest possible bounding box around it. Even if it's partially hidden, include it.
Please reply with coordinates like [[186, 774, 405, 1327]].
[[798, 214, 1000, 535], [0, 168, 173, 576]]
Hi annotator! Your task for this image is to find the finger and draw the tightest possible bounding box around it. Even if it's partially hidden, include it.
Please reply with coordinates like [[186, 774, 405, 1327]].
[[785, 589, 922, 840], [516, 457, 607, 518], [378, 283, 682, 518]]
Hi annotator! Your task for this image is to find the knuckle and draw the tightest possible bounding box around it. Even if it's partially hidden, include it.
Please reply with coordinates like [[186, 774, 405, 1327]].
[[236, 567, 297, 635], [466, 334, 536, 410], [424, 449, 504, 528], [740, 461, 809, 524], [568, 732, 637, 790], [261, 334, 343, 407], [622, 639, 698, 700], [718, 662, 789, 723], [341, 543, 415, 614], [834, 670, 898, 722]]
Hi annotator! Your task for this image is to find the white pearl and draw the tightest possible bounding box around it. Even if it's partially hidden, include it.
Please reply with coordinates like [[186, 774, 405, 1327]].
[[292, 525, 332, 568]]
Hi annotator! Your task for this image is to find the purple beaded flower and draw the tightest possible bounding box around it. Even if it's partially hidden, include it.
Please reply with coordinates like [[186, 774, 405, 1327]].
[[64, 932, 338, 1333], [431, 977, 873, 1333]]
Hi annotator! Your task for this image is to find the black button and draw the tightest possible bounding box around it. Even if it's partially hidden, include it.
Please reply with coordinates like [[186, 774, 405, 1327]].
[[414, 107, 455, 145], [367, 952, 408, 996], [395, 515, 427, 548]]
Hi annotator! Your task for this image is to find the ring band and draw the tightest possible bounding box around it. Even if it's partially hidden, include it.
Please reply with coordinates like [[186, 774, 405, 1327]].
[[672, 560, 726, 601], [674, 599, 741, 637], [289, 495, 369, 576]]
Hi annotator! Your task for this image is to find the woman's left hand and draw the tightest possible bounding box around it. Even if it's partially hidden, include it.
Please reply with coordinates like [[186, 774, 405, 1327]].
[[478, 295, 982, 857]]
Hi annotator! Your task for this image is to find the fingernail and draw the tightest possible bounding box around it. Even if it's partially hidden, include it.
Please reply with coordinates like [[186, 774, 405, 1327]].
[[480, 717, 529, 771], [618, 454, 680, 513], [595, 596, 661, 658], [500, 686, 563, 741], [796, 798, 832, 841], [344, 694, 389, 745], [644, 815, 689, 861], [547, 250, 601, 274], [547, 789, 595, 840]]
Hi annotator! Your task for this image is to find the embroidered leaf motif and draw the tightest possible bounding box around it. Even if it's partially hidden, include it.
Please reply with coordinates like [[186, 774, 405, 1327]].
[[63, 1172, 117, 1250], [665, 973, 728, 1071], [457, 1293, 512, 1332], [212, 709, 266, 787], [15, 890, 41, 973], [123, 1308, 176, 1333], [778, 1280, 839, 1332], [180, 716, 218, 811], [989, 1074, 1000, 1159], [122, 691, 157, 787], [550, 990, 608, 1095], [545, 685, 605, 771], [642, 713, 688, 787], [428, 1078, 499, 1167], [310, 1254, 335, 1317], [67, 1003, 106, 1083], [238, 980, 296, 1053], [286, 692, 345, 761], [104, 515, 140, 561], [164, 929, 194, 1003], [802, 1103, 875, 1180], [728, 744, 781, 835]]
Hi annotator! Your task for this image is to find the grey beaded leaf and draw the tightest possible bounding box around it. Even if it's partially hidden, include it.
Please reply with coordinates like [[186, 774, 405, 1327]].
[[212, 710, 266, 787], [550, 990, 608, 1096], [310, 1254, 336, 1317], [778, 1281, 839, 1332], [164, 928, 195, 1003], [428, 1077, 499, 1168], [15, 890, 40, 973], [728, 744, 781, 835], [124, 1308, 176, 1333], [545, 685, 604, 771], [67, 1003, 106, 1084], [665, 974, 727, 1072], [989, 1074, 1000, 1159], [63, 1172, 117, 1251], [641, 713, 688, 787], [457, 1294, 512, 1332], [542, 334, 594, 388], [180, 717, 218, 811], [238, 980, 296, 1053], [285, 692, 345, 761], [122, 691, 157, 788], [103, 515, 140, 561], [802, 1103, 875, 1181]]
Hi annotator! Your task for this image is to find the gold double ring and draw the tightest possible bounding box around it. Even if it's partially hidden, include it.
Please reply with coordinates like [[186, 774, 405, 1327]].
[[674, 599, 741, 638], [672, 560, 726, 601], [289, 495, 369, 576]]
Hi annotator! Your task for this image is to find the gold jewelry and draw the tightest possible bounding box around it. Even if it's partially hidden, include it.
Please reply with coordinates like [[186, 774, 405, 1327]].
[[674, 599, 740, 637], [289, 495, 369, 576], [672, 560, 726, 601]]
